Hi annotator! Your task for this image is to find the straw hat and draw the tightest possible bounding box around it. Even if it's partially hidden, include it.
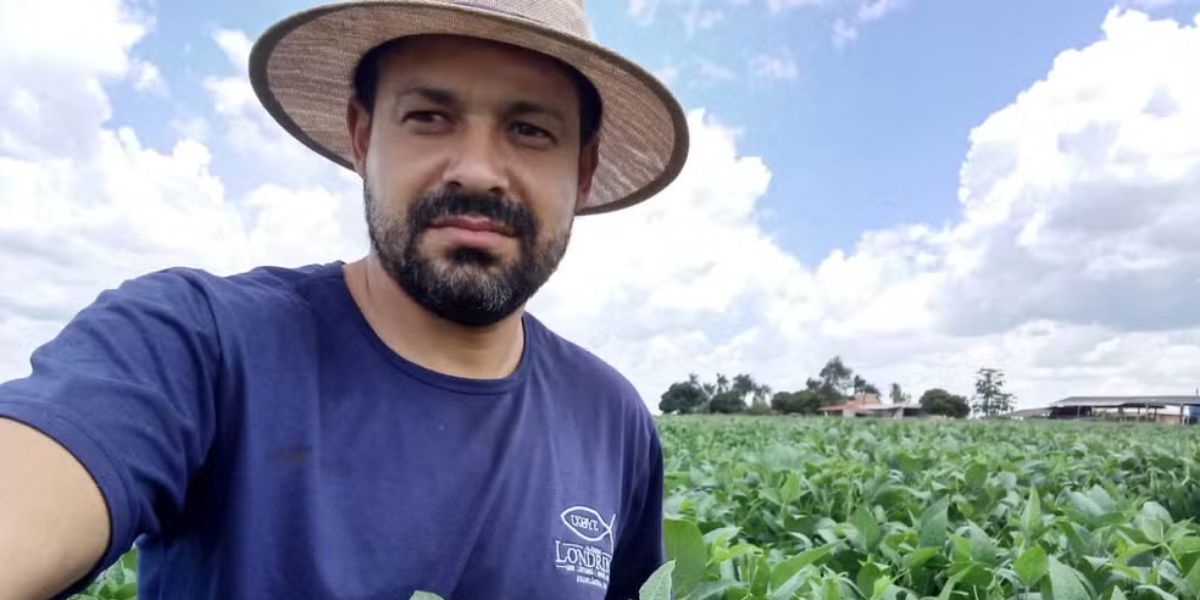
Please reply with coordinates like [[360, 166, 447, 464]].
[[249, 0, 689, 215]]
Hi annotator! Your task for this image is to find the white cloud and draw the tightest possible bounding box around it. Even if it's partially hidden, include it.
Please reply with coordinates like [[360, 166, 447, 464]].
[[932, 8, 1200, 335], [131, 59, 166, 96], [536, 8, 1200, 409], [766, 0, 825, 13], [832, 18, 859, 48], [830, 0, 906, 47], [1127, 0, 1180, 8], [683, 6, 725, 36], [857, 0, 905, 22], [0, 8, 364, 380], [627, 0, 659, 25], [749, 52, 799, 80], [203, 29, 357, 191], [696, 59, 738, 83], [0, 0, 148, 159]]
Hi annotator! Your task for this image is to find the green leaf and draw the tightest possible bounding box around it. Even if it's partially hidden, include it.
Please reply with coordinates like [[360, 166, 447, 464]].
[[822, 577, 842, 600], [664, 519, 707, 598], [1185, 559, 1200, 597], [937, 566, 972, 600], [1068, 492, 1105, 525], [1139, 516, 1166, 545], [902, 547, 940, 570], [852, 506, 882, 552], [781, 472, 801, 505], [751, 554, 771, 596], [639, 561, 676, 600], [1047, 557, 1091, 600], [702, 526, 741, 549], [409, 593, 445, 600], [1171, 537, 1200, 558], [1142, 501, 1173, 525], [114, 582, 138, 600], [856, 561, 885, 600], [691, 580, 741, 600], [1086, 486, 1116, 513], [968, 525, 999, 566], [770, 544, 835, 589], [1015, 545, 1049, 587], [1021, 488, 1042, 538], [918, 497, 950, 549], [1110, 588, 1128, 600], [965, 462, 988, 489], [1117, 543, 1155, 564], [769, 568, 812, 600], [1134, 585, 1179, 600]]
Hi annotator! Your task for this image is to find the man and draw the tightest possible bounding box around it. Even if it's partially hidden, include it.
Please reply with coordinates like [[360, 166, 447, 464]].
[[0, 1, 688, 599]]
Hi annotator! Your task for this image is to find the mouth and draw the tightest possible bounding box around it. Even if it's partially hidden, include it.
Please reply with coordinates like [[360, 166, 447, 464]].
[[428, 215, 516, 237]]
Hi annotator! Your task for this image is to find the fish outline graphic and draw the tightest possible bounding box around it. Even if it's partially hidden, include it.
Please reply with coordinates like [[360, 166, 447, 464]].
[[560, 505, 616, 548]]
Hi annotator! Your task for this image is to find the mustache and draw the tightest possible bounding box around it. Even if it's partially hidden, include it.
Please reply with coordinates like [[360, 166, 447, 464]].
[[408, 189, 536, 239]]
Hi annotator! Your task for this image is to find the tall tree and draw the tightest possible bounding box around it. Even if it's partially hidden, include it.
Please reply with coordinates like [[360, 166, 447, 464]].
[[889, 383, 911, 405], [771, 389, 823, 414], [715, 373, 730, 395], [819, 356, 853, 395], [730, 373, 771, 414], [731, 373, 757, 398], [709, 391, 746, 414], [973, 368, 1015, 417], [919, 388, 970, 418], [852, 374, 868, 396], [658, 373, 709, 414], [753, 384, 772, 406], [806, 377, 844, 407]]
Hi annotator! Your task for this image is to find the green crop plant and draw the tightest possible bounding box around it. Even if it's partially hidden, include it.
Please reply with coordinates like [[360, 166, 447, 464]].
[[71, 417, 1200, 600]]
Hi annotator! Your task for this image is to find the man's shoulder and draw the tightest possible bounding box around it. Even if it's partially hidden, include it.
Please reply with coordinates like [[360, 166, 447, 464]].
[[525, 315, 648, 415], [116, 261, 342, 310], [91, 262, 345, 339]]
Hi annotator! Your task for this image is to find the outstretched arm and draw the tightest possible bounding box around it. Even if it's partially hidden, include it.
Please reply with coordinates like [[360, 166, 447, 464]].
[[0, 417, 110, 600]]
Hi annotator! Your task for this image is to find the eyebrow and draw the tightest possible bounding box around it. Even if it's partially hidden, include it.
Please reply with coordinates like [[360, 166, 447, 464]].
[[394, 85, 459, 108], [505, 101, 567, 129], [393, 85, 567, 128]]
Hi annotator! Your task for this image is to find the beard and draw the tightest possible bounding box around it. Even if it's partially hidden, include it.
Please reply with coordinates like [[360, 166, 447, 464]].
[[364, 183, 570, 327]]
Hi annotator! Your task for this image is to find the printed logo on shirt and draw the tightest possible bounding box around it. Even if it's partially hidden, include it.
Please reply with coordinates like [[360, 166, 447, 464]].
[[553, 505, 616, 591]]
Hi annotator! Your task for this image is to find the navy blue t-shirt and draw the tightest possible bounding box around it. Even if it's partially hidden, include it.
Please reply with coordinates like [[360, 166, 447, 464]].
[[0, 262, 664, 600]]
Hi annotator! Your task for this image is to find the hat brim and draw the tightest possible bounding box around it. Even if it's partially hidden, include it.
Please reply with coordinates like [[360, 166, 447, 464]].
[[249, 1, 689, 215]]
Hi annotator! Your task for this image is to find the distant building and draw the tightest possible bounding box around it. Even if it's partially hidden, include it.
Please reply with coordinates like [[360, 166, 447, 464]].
[[1046, 396, 1200, 424], [998, 407, 1051, 420], [818, 393, 923, 418]]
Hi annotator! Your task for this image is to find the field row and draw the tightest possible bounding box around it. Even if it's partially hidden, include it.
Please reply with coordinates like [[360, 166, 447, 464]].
[[657, 417, 1200, 600]]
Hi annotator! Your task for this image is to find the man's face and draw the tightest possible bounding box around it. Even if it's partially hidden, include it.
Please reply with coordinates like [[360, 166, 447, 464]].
[[348, 35, 598, 327]]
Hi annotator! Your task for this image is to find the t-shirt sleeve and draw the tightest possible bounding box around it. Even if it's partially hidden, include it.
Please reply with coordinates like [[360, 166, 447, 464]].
[[0, 269, 222, 597], [605, 423, 666, 600]]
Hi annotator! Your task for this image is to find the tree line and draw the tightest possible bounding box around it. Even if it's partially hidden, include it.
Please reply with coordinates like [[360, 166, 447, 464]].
[[659, 356, 1015, 419]]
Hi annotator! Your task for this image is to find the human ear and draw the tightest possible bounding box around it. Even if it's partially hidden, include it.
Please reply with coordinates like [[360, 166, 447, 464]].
[[347, 97, 373, 176]]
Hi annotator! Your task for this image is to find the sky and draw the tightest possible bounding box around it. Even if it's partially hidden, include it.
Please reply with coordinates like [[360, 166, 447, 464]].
[[2, 0, 1200, 411]]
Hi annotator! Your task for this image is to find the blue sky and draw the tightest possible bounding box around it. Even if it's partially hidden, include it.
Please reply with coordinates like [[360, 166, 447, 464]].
[[3, 0, 1200, 410], [109, 0, 1199, 262]]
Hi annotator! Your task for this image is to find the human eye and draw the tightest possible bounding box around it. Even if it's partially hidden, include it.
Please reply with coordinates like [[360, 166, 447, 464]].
[[402, 110, 453, 133], [510, 121, 557, 147]]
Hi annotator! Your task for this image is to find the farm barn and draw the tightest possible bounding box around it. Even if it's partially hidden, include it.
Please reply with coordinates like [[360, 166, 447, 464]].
[[1046, 395, 1200, 424]]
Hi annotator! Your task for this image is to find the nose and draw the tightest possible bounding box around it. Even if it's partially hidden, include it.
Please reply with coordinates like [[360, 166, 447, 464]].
[[441, 123, 509, 198]]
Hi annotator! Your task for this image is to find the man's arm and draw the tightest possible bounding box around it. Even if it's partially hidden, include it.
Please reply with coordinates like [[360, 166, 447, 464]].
[[0, 417, 110, 600]]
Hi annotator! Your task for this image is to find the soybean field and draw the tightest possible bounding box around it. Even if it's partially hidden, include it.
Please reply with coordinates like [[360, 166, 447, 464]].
[[75, 416, 1200, 600], [653, 416, 1200, 600]]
